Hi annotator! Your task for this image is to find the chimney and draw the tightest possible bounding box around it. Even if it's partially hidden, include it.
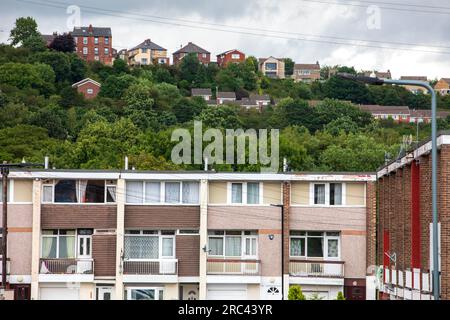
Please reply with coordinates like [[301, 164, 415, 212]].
[[88, 24, 93, 34]]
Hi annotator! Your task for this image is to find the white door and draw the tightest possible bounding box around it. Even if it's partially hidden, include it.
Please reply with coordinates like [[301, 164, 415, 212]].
[[40, 287, 80, 300], [97, 287, 114, 300], [207, 284, 248, 300], [78, 235, 92, 259]]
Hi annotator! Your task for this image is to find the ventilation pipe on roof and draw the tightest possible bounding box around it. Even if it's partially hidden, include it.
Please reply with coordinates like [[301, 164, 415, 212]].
[[283, 157, 288, 172], [204, 157, 208, 171], [124, 156, 129, 170], [44, 156, 49, 170]]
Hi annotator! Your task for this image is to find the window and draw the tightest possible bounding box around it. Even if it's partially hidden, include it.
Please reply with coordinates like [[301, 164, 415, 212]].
[[83, 47, 88, 55], [124, 230, 175, 260], [265, 62, 277, 71], [141, 58, 148, 65], [104, 48, 109, 55], [247, 183, 260, 204], [182, 181, 199, 204], [144, 182, 160, 203], [49, 180, 114, 204], [141, 48, 148, 53], [126, 288, 163, 300], [87, 88, 94, 94], [126, 181, 199, 204], [165, 182, 180, 203], [231, 183, 243, 203], [202, 53, 207, 58], [314, 184, 325, 205], [83, 37, 88, 44], [290, 231, 340, 259], [208, 231, 258, 257], [329, 183, 342, 205], [104, 37, 109, 45], [231, 53, 240, 59], [312, 183, 343, 206], [94, 37, 99, 44], [77, 229, 93, 258], [94, 47, 99, 55], [41, 229, 76, 259]]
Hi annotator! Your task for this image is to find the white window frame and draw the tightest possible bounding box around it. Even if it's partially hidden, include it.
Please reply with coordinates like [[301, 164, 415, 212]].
[[124, 230, 176, 261], [309, 182, 346, 207], [40, 229, 77, 259], [94, 47, 99, 55], [227, 182, 263, 205], [83, 47, 88, 55], [125, 181, 199, 205], [94, 37, 99, 44], [207, 231, 258, 259], [289, 231, 341, 260], [87, 88, 94, 94], [83, 37, 88, 45], [42, 180, 115, 204], [125, 287, 164, 300]]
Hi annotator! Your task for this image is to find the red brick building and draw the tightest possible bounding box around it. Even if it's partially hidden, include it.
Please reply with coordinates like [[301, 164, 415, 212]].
[[72, 78, 101, 99], [173, 42, 210, 65], [216, 49, 245, 67], [375, 132, 450, 300], [71, 25, 113, 65]]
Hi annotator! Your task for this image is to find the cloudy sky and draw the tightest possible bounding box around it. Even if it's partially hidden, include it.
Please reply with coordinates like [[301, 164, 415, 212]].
[[1, 0, 450, 79]]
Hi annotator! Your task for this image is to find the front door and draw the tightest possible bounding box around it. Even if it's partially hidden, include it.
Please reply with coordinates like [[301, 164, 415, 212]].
[[97, 287, 114, 300], [78, 235, 92, 259]]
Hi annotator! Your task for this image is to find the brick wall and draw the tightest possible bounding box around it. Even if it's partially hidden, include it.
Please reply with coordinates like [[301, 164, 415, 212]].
[[283, 181, 290, 275], [366, 181, 377, 274]]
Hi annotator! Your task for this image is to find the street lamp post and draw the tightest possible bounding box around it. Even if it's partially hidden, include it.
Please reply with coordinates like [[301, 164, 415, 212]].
[[270, 204, 284, 300], [337, 73, 439, 300]]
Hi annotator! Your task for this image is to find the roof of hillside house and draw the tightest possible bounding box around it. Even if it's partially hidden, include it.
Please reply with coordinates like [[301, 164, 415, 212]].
[[400, 76, 428, 81], [258, 57, 283, 64], [249, 94, 270, 101], [191, 88, 212, 96], [41, 32, 57, 45], [360, 70, 391, 78], [130, 39, 166, 51], [217, 92, 236, 99], [235, 98, 258, 107], [72, 78, 101, 88], [410, 109, 450, 118], [359, 104, 410, 115], [173, 42, 210, 54], [294, 63, 320, 70], [440, 78, 450, 84], [71, 25, 112, 37], [217, 49, 244, 57]]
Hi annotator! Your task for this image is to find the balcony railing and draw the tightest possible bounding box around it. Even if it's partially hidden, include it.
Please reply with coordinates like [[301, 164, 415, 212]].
[[289, 259, 344, 278], [0, 258, 11, 275], [39, 258, 94, 274], [207, 259, 260, 276], [123, 259, 178, 275]]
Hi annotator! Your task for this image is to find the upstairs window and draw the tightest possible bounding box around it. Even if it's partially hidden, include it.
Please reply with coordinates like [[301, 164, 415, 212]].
[[104, 37, 109, 45], [230, 182, 261, 205], [125, 181, 199, 204], [83, 37, 88, 44], [41, 229, 76, 259], [83, 47, 88, 55], [290, 231, 340, 259], [104, 48, 109, 55], [313, 183, 343, 206], [94, 37, 99, 44], [231, 53, 240, 59], [124, 230, 175, 260], [208, 231, 258, 258], [45, 180, 116, 204], [94, 47, 99, 55]]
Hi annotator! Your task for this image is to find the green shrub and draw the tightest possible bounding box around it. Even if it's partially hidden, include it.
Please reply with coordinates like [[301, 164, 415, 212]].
[[288, 285, 306, 300]]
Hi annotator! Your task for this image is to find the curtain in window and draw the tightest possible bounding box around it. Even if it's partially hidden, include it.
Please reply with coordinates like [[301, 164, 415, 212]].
[[124, 236, 158, 259], [145, 182, 160, 203], [41, 237, 57, 258], [107, 186, 116, 202], [165, 182, 180, 203], [231, 184, 242, 203], [162, 238, 174, 257], [59, 235, 75, 258], [225, 236, 241, 256], [78, 180, 88, 203], [314, 184, 325, 204], [290, 238, 305, 256], [330, 183, 342, 205], [327, 239, 339, 258], [126, 181, 143, 203], [182, 182, 199, 204], [43, 186, 53, 203], [247, 183, 260, 204], [208, 237, 223, 255]]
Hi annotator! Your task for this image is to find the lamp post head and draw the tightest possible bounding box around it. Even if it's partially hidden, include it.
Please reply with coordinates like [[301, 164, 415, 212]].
[[336, 72, 385, 85]]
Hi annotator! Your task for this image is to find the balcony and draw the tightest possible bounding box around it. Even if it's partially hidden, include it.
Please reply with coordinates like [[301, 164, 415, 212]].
[[289, 260, 344, 278], [39, 259, 94, 274], [207, 259, 260, 276], [123, 259, 178, 275]]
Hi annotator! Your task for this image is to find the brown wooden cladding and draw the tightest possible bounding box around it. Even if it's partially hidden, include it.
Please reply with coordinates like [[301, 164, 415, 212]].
[[41, 205, 117, 229], [125, 205, 200, 229], [176, 235, 200, 277], [92, 234, 116, 277]]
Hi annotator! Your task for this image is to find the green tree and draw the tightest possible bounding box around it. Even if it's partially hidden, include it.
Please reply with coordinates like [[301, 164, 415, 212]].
[[100, 74, 137, 99], [31, 51, 71, 82], [179, 53, 201, 85], [323, 75, 371, 104], [9, 17, 42, 47], [283, 58, 294, 76], [113, 58, 129, 74], [29, 104, 68, 139], [288, 285, 306, 300], [197, 105, 242, 129], [0, 62, 55, 94]]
